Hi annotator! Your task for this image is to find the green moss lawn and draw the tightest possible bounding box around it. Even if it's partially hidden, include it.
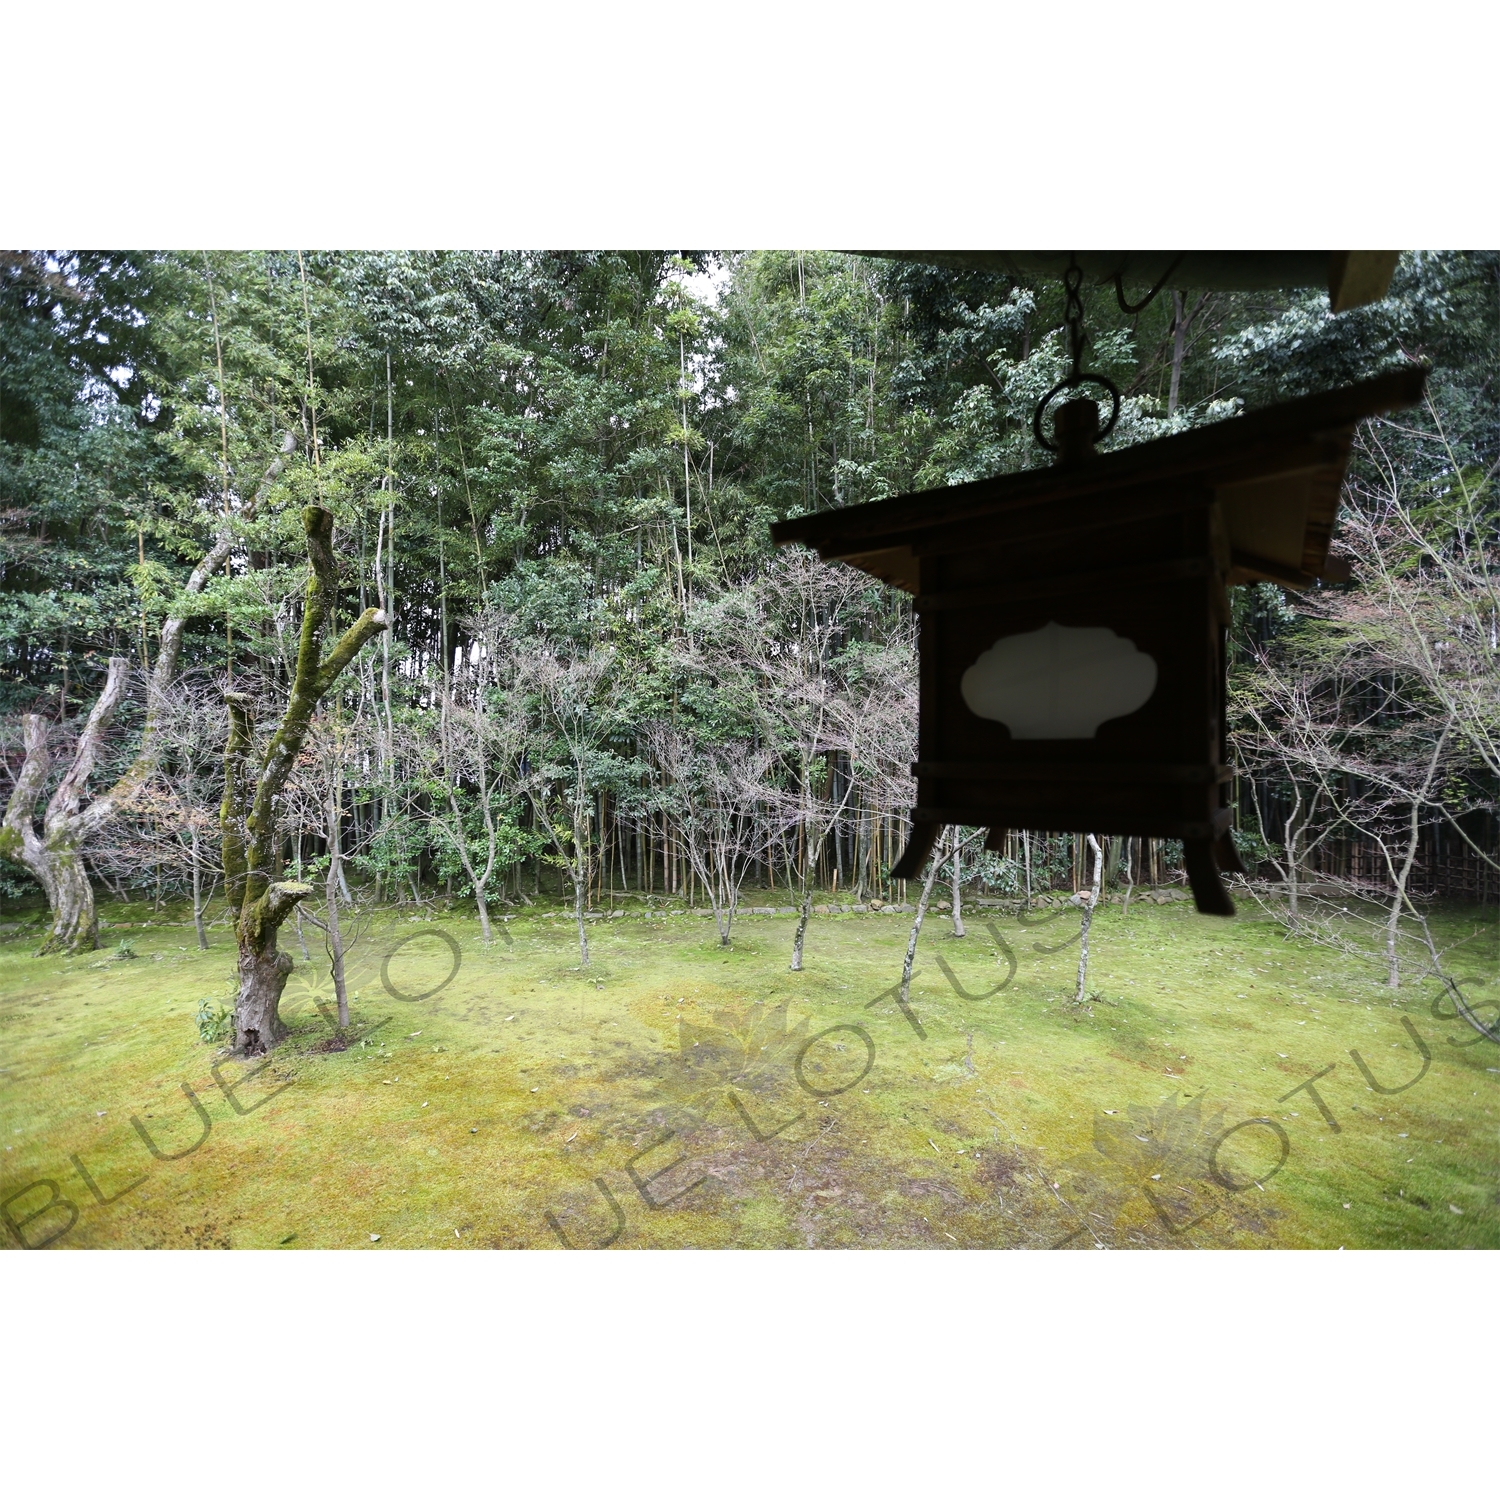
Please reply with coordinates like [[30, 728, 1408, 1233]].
[[2, 893, 1495, 1249]]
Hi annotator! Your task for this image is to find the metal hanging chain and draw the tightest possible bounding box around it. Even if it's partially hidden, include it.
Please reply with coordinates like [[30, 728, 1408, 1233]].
[[1032, 259, 1122, 454], [1113, 253, 1184, 316], [1062, 262, 1089, 383]]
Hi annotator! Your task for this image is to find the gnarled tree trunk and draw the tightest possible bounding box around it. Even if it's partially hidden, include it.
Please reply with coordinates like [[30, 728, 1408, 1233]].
[[38, 841, 97, 952], [232, 875, 313, 1054], [0, 432, 300, 954], [2, 660, 131, 953]]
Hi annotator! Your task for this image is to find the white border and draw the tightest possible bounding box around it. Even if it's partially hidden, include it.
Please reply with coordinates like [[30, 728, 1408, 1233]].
[[3, 2, 1494, 245], [2, 1250, 1493, 1495]]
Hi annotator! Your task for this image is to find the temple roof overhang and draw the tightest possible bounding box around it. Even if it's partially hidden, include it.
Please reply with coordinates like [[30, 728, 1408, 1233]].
[[862, 251, 1400, 312]]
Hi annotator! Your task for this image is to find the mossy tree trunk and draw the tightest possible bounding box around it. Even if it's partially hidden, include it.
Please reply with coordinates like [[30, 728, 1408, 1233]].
[[220, 506, 386, 1055], [2, 661, 135, 953], [39, 845, 94, 951]]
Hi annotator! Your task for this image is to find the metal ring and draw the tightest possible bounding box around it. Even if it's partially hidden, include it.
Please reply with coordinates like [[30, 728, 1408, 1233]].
[[793, 1023, 876, 1098], [1031, 374, 1122, 453], [380, 928, 462, 1002]]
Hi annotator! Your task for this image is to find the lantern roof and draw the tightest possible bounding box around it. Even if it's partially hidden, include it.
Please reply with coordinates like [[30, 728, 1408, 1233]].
[[771, 366, 1426, 595]]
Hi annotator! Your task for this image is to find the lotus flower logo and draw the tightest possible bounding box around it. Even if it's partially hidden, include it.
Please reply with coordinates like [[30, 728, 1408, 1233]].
[[661, 1002, 811, 1111], [960, 621, 1157, 739]]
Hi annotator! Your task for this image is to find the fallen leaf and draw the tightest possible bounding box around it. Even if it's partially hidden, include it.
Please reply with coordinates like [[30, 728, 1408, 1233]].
[[369, 1234, 381, 1242], [1449, 1204, 1464, 1215]]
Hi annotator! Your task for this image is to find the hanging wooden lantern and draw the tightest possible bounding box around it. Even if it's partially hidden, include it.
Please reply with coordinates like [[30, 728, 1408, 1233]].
[[770, 364, 1427, 915]]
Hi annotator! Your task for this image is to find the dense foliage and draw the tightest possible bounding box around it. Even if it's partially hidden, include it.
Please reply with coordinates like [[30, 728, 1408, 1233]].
[[2, 250, 1495, 968]]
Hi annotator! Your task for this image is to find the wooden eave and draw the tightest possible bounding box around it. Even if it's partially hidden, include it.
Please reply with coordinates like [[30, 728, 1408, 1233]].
[[770, 366, 1426, 593], [864, 251, 1401, 312]]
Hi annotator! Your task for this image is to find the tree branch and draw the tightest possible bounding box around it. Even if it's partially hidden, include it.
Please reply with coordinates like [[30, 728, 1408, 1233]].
[[45, 656, 130, 836], [0, 714, 52, 865], [67, 432, 306, 847], [244, 507, 387, 896], [265, 880, 314, 926]]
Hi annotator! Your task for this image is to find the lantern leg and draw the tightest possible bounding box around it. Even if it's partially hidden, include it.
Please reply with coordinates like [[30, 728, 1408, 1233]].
[[890, 819, 942, 882], [1183, 838, 1235, 917], [1214, 829, 1247, 875]]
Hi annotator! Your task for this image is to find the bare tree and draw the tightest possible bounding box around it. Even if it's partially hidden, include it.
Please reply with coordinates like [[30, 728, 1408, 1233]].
[[896, 827, 983, 1013], [1239, 603, 1466, 987], [421, 608, 530, 943], [282, 712, 364, 1029], [841, 613, 918, 906], [1338, 411, 1500, 911], [518, 642, 617, 968], [950, 829, 967, 937], [297, 841, 379, 1036], [93, 675, 229, 948], [1233, 658, 1345, 933], [1074, 833, 1105, 1003], [1369, 725, 1453, 987], [644, 725, 774, 945], [753, 550, 914, 971], [896, 826, 949, 1016]]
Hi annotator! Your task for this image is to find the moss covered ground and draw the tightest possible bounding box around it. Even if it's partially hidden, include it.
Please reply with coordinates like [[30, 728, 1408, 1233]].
[[2, 892, 1496, 1250]]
